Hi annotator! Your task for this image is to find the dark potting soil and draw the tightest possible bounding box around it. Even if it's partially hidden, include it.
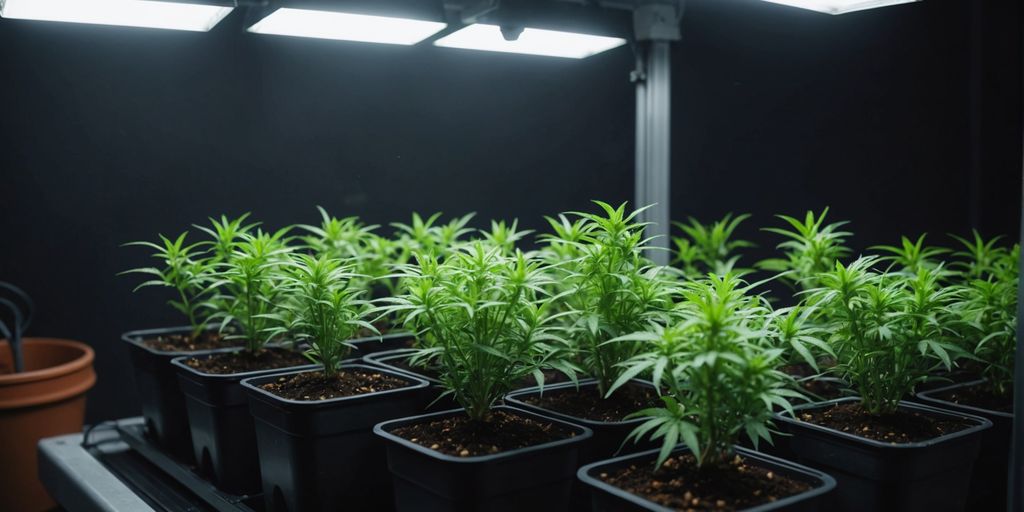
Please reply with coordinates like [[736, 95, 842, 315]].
[[800, 379, 846, 401], [798, 402, 974, 443], [779, 364, 846, 400], [142, 331, 231, 352], [184, 348, 310, 375], [391, 410, 577, 457], [600, 453, 811, 511], [519, 383, 658, 422], [259, 369, 410, 400], [935, 383, 1013, 413]]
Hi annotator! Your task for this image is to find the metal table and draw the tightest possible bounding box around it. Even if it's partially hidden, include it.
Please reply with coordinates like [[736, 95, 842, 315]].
[[38, 418, 262, 512]]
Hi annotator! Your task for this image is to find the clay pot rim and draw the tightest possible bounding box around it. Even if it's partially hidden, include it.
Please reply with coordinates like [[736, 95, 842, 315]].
[[0, 338, 95, 385]]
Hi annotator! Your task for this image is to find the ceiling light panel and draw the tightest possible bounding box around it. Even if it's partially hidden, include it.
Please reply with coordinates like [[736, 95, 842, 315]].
[[247, 8, 447, 46], [758, 0, 920, 15], [434, 24, 626, 59], [0, 0, 233, 32]]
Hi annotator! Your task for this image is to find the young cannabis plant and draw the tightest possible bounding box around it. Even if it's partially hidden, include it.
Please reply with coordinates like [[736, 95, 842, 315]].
[[806, 256, 965, 415], [671, 213, 754, 278], [871, 234, 949, 275], [268, 253, 373, 377], [299, 206, 392, 295], [391, 212, 476, 259], [208, 228, 293, 353], [950, 244, 1018, 396], [759, 208, 851, 290], [122, 232, 215, 340], [195, 213, 259, 264], [382, 243, 574, 421], [479, 219, 532, 255], [950, 231, 1011, 281], [548, 201, 675, 397], [610, 273, 803, 469]]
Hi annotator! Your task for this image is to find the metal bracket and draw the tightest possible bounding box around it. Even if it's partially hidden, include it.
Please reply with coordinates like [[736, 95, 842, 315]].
[[633, 1, 683, 41]]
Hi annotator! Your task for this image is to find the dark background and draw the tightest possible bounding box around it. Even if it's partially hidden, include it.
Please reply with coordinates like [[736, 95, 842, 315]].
[[0, 0, 1019, 423]]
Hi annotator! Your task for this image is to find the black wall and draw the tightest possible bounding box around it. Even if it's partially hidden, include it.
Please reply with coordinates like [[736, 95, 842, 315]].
[[0, 0, 1019, 422]]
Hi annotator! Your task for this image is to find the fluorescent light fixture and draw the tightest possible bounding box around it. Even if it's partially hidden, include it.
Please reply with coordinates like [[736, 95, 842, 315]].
[[248, 8, 446, 46], [0, 0, 233, 32], [435, 24, 626, 59], [758, 0, 920, 15]]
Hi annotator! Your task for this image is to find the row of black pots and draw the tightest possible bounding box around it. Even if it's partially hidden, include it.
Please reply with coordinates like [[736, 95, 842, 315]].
[[123, 326, 415, 462], [127, 329, 1000, 512], [365, 349, 836, 512], [916, 380, 1013, 511]]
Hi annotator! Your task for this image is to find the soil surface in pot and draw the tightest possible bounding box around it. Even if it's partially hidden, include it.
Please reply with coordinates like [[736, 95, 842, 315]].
[[600, 453, 811, 511], [184, 348, 310, 375], [142, 331, 231, 352], [798, 402, 973, 443], [518, 383, 658, 422], [391, 410, 577, 457], [934, 384, 1013, 413], [260, 369, 409, 400]]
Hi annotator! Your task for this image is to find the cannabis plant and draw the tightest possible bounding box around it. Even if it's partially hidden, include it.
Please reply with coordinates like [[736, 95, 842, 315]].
[[950, 231, 1011, 281], [267, 253, 373, 376], [479, 219, 532, 255], [949, 244, 1018, 396], [208, 228, 293, 353], [195, 213, 258, 264], [610, 273, 803, 468], [298, 207, 392, 295], [299, 207, 377, 261], [547, 201, 674, 397], [759, 208, 851, 290], [806, 256, 965, 414], [671, 213, 754, 278], [871, 234, 949, 275], [382, 243, 573, 421], [538, 213, 590, 265], [391, 212, 476, 259], [122, 232, 215, 340]]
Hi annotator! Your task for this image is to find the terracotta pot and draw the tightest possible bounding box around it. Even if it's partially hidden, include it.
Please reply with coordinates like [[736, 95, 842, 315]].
[[0, 338, 96, 512]]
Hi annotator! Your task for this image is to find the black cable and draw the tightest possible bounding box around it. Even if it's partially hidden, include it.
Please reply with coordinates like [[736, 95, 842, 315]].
[[81, 421, 118, 449]]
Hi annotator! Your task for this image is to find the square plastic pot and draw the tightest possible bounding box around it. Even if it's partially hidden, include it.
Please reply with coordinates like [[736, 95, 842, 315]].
[[773, 397, 991, 512], [916, 379, 1012, 511], [123, 326, 236, 462], [240, 364, 430, 512], [172, 349, 317, 494], [350, 332, 416, 359], [577, 445, 837, 511], [363, 349, 458, 412], [374, 405, 593, 512], [504, 379, 658, 511]]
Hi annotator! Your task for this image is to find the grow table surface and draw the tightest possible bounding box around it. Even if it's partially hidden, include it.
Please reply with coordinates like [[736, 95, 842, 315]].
[[38, 417, 263, 512]]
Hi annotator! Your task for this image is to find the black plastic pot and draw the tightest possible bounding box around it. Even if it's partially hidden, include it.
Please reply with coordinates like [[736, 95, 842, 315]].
[[123, 326, 236, 462], [916, 379, 1012, 511], [172, 349, 317, 494], [774, 397, 991, 512], [374, 405, 593, 512], [350, 332, 416, 358], [363, 349, 458, 412], [240, 364, 430, 512], [505, 379, 657, 511], [578, 445, 837, 511]]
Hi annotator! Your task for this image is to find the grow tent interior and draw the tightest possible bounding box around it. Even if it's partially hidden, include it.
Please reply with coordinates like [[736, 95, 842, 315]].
[[0, 0, 1021, 510]]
